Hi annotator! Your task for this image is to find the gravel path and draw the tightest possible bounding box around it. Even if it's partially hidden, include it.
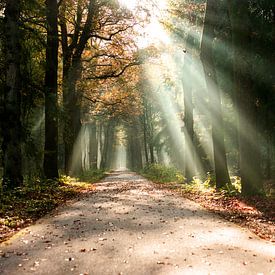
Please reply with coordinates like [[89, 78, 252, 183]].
[[0, 171, 274, 275]]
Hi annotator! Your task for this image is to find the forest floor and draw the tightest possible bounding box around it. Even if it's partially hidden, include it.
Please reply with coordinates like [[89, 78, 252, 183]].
[[0, 171, 274, 274], [160, 182, 275, 242]]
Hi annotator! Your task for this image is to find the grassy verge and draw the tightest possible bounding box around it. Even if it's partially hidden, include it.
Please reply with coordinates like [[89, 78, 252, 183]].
[[0, 169, 106, 243], [140, 164, 185, 184]]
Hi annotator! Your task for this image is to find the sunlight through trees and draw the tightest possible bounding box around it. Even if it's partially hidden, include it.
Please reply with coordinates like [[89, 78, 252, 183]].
[[0, 0, 274, 197]]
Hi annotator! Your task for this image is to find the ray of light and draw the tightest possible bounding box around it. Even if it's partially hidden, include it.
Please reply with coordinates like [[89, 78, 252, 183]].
[[70, 124, 90, 175]]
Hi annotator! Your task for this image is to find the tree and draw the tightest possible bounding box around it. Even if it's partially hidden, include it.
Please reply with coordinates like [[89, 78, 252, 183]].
[[182, 50, 195, 181], [126, 120, 143, 171], [44, 0, 59, 179], [87, 121, 98, 169], [1, 0, 23, 188], [227, 0, 264, 195], [59, 0, 96, 174], [100, 119, 116, 169], [201, 0, 231, 189]]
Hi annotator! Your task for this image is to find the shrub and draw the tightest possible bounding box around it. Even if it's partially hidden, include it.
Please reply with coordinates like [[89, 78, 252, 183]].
[[77, 169, 106, 182], [141, 164, 185, 183]]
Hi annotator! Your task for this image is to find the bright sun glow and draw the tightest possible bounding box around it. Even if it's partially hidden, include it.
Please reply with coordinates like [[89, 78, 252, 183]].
[[137, 18, 170, 48], [119, 0, 169, 48], [118, 0, 137, 11]]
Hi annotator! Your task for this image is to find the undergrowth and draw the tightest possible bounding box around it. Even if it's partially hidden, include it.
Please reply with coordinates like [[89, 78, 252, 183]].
[[141, 165, 243, 197], [184, 174, 241, 196], [0, 169, 105, 242], [77, 168, 106, 182], [140, 164, 185, 183]]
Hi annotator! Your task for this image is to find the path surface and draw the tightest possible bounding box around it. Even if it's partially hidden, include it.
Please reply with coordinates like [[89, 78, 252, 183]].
[[0, 171, 274, 275]]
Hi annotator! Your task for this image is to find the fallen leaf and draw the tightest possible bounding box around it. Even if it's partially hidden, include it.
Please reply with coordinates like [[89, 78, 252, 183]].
[[65, 257, 74, 261], [98, 238, 107, 241]]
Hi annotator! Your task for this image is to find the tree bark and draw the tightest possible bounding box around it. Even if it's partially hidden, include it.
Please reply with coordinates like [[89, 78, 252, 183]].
[[147, 106, 155, 163], [201, 0, 231, 189], [100, 120, 115, 170], [142, 104, 149, 164], [44, 0, 59, 179], [63, 60, 82, 174], [88, 121, 98, 169], [182, 54, 194, 181], [2, 0, 23, 188], [127, 122, 143, 170], [227, 0, 263, 195]]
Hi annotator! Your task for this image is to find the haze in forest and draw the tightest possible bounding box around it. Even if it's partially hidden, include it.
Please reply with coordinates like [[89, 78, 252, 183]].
[[1, 0, 274, 197]]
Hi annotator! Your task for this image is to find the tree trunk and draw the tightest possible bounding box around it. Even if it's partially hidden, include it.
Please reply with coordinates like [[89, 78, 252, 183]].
[[133, 124, 143, 170], [2, 0, 23, 188], [265, 129, 271, 180], [227, 0, 263, 195], [201, 0, 231, 189], [63, 59, 82, 174], [88, 121, 98, 169], [142, 108, 149, 164], [44, 0, 59, 179], [127, 123, 143, 170], [149, 142, 155, 164], [182, 54, 194, 181], [100, 121, 115, 170], [147, 107, 155, 163]]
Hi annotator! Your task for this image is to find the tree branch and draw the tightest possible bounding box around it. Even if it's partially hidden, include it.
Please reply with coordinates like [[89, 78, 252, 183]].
[[90, 23, 137, 41], [85, 61, 141, 80]]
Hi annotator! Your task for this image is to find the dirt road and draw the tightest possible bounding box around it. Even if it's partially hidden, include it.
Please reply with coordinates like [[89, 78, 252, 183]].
[[0, 171, 274, 274]]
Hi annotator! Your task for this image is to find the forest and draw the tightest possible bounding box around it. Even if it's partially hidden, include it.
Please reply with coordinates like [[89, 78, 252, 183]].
[[0, 0, 275, 246]]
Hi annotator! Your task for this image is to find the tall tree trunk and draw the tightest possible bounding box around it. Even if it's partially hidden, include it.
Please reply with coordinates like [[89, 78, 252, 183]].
[[134, 125, 143, 170], [201, 0, 231, 189], [98, 123, 104, 163], [227, 0, 263, 195], [149, 142, 155, 164], [100, 124, 108, 170], [265, 129, 271, 180], [63, 59, 82, 174], [100, 121, 115, 170], [127, 134, 134, 171], [88, 121, 98, 169], [44, 0, 59, 179], [127, 123, 143, 170], [2, 0, 23, 188], [147, 107, 155, 163], [142, 107, 149, 164], [182, 54, 194, 181]]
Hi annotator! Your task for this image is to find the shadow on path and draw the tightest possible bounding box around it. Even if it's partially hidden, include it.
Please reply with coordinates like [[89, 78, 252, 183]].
[[0, 171, 274, 275]]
